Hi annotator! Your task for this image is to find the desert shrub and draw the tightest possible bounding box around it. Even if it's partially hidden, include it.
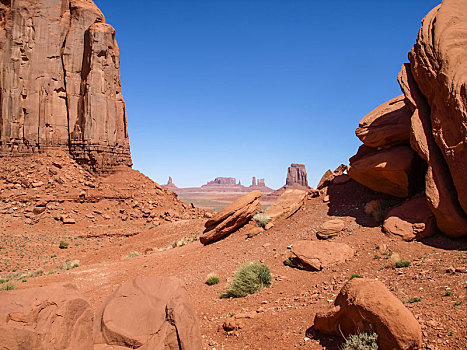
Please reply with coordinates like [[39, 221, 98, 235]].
[[0, 281, 16, 291], [364, 199, 399, 225], [444, 291, 453, 296], [124, 251, 140, 259], [59, 241, 69, 249], [408, 297, 422, 303], [454, 301, 462, 306], [349, 274, 362, 280], [253, 213, 271, 228], [342, 332, 378, 350], [223, 262, 271, 298], [395, 260, 410, 268], [205, 273, 220, 286]]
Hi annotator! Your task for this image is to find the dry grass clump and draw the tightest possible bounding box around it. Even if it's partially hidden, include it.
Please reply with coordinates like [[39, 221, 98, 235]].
[[222, 261, 271, 298], [0, 281, 16, 291], [342, 332, 378, 350], [205, 273, 220, 286], [253, 213, 271, 228]]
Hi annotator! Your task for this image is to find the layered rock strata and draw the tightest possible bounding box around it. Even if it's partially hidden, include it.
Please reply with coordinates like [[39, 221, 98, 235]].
[[0, 0, 131, 172], [349, 0, 467, 237]]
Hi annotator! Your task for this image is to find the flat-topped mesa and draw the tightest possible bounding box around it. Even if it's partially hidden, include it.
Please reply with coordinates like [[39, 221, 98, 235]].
[[0, 0, 132, 172], [204, 177, 237, 186], [286, 163, 310, 189]]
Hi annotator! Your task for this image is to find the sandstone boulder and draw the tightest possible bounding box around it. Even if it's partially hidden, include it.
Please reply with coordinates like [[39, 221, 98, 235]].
[[314, 278, 422, 350], [0, 283, 93, 350], [200, 190, 261, 244], [316, 219, 345, 239], [267, 189, 306, 220], [94, 276, 202, 350], [317, 164, 348, 190], [288, 241, 354, 271], [355, 95, 411, 148], [348, 145, 424, 198], [383, 196, 436, 241]]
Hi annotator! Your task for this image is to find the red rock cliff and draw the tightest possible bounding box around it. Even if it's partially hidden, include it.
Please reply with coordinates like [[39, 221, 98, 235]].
[[0, 0, 131, 172]]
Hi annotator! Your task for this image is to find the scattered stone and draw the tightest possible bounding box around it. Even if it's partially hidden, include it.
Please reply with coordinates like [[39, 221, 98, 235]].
[[314, 278, 422, 350], [316, 219, 345, 239], [288, 241, 354, 271], [246, 226, 264, 238]]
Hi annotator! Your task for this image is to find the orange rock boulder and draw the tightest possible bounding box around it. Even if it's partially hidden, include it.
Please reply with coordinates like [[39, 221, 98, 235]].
[[348, 145, 425, 198], [0, 283, 94, 350], [383, 196, 437, 241], [314, 278, 422, 350], [200, 190, 262, 244], [288, 241, 354, 271], [355, 95, 411, 148], [94, 276, 202, 350]]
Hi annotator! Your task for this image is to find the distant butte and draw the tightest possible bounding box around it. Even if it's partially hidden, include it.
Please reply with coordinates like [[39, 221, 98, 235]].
[[163, 176, 274, 194], [268, 163, 311, 198]]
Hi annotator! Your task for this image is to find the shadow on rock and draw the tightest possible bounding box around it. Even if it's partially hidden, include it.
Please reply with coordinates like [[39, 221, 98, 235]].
[[326, 179, 402, 227], [420, 234, 467, 251], [306, 326, 341, 350]]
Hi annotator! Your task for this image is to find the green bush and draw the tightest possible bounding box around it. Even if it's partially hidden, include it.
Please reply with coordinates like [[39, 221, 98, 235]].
[[408, 297, 422, 303], [59, 241, 69, 249], [223, 262, 271, 298], [349, 274, 362, 280], [205, 274, 220, 286], [253, 213, 271, 228], [342, 332, 378, 350], [395, 260, 411, 268]]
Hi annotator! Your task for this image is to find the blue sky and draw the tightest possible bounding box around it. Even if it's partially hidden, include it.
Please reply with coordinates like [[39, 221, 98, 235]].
[[95, 0, 440, 189]]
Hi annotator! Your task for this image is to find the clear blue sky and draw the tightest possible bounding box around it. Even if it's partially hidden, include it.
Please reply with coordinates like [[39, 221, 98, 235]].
[[95, 0, 440, 189]]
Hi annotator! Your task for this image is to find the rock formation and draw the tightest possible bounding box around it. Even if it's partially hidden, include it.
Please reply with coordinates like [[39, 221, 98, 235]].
[[314, 278, 422, 349], [0, 282, 94, 350], [269, 163, 311, 199], [94, 276, 202, 350], [348, 0, 467, 237], [267, 189, 306, 221], [0, 0, 131, 172], [200, 190, 261, 244], [164, 176, 179, 192], [286, 163, 309, 189], [165, 176, 274, 194], [287, 241, 354, 271]]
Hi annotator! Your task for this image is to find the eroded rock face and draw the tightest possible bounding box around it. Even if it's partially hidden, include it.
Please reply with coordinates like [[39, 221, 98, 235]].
[[200, 190, 262, 244], [408, 0, 467, 214], [349, 1, 467, 237], [314, 278, 422, 350], [0, 0, 131, 172], [267, 189, 306, 221], [0, 282, 94, 350], [355, 95, 411, 148], [286, 163, 309, 189], [383, 196, 437, 241], [348, 145, 425, 198], [94, 276, 202, 350]]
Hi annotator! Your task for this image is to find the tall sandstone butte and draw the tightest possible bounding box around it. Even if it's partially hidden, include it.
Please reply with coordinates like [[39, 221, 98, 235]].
[[349, 0, 467, 237], [0, 0, 131, 172], [286, 163, 309, 189]]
